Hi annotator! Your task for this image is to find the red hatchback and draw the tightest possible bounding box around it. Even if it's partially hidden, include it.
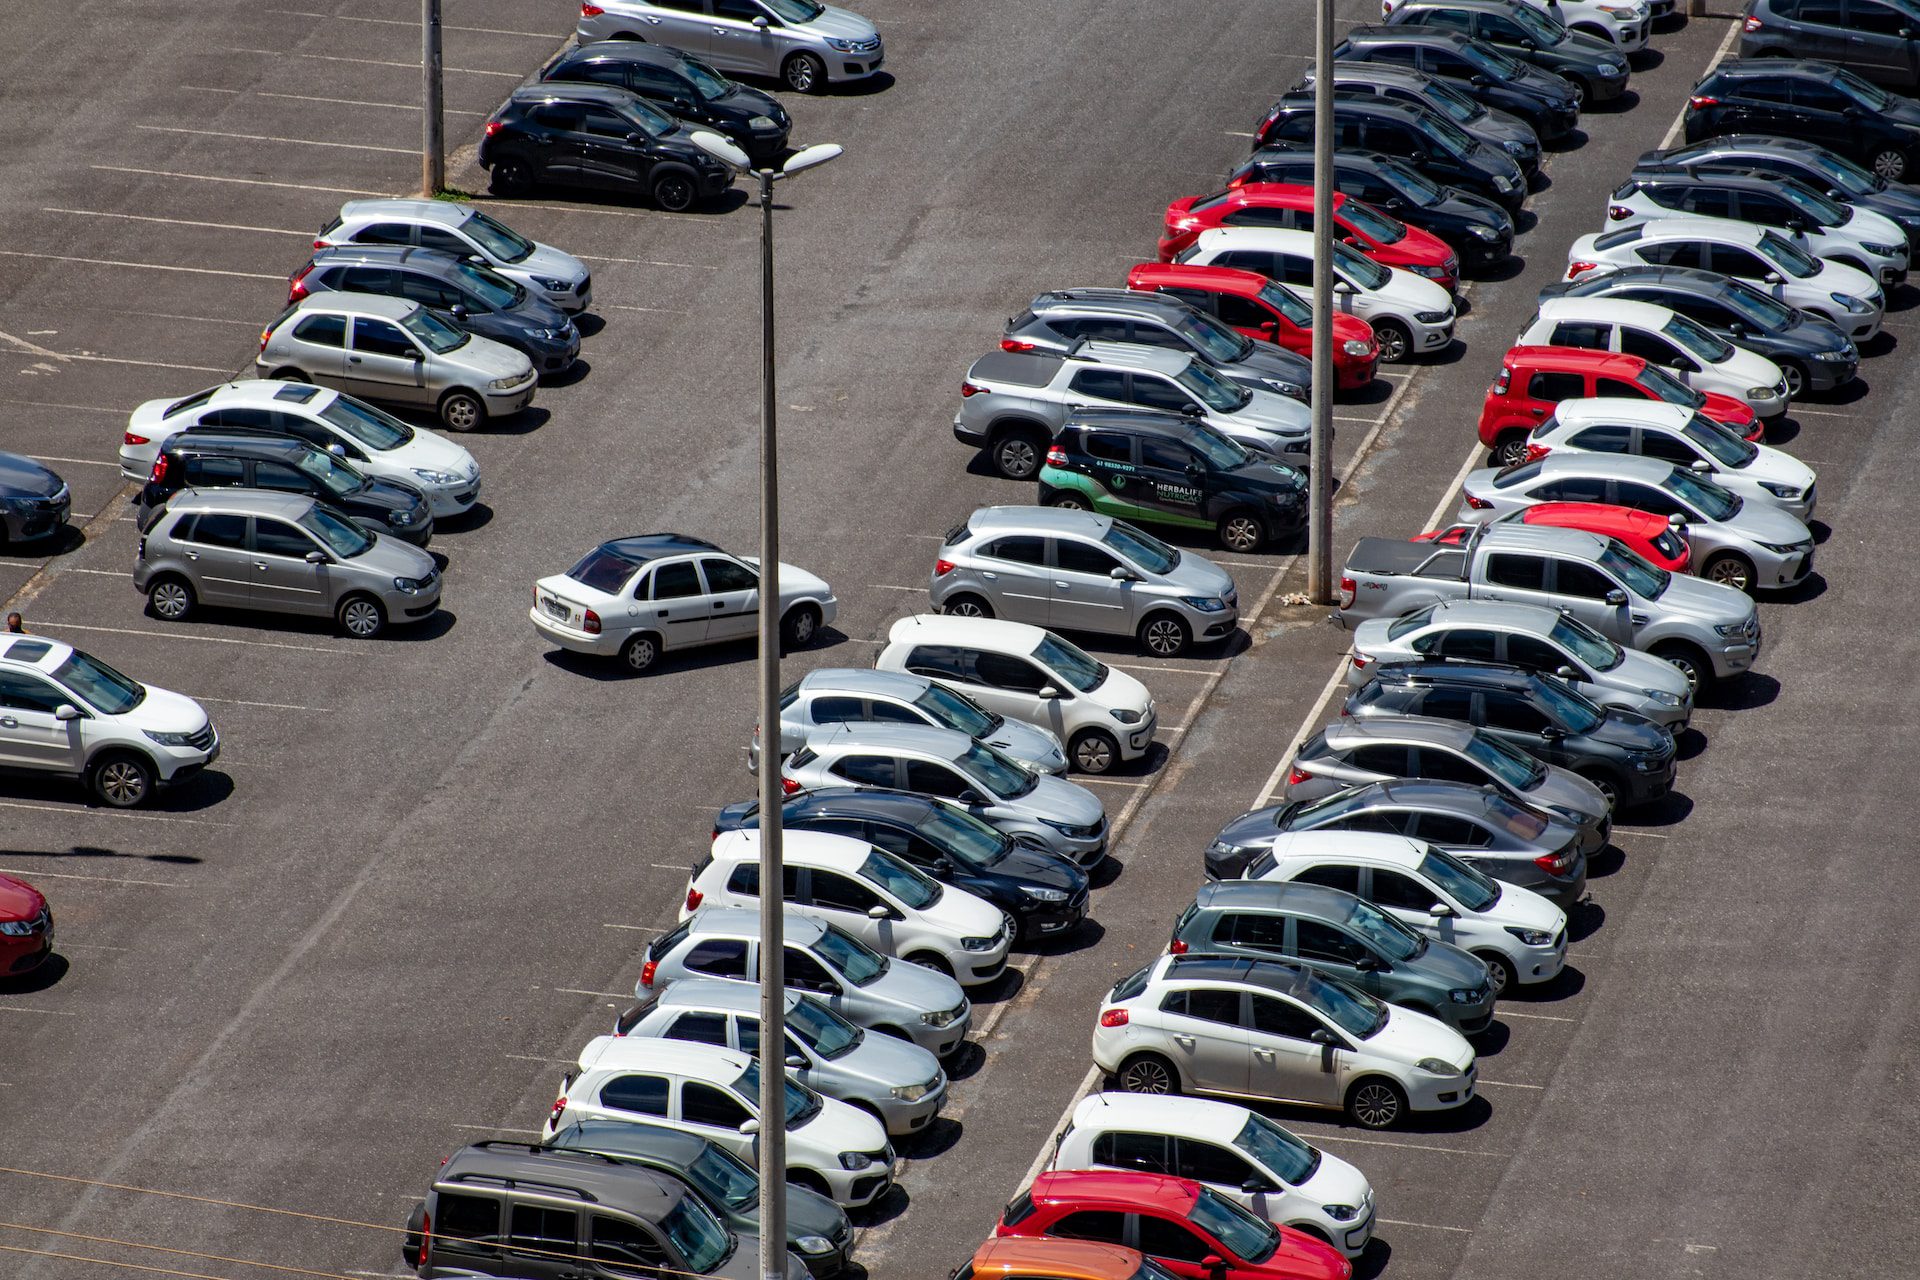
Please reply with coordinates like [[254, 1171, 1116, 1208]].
[[1418, 502, 1692, 573], [998, 1171, 1351, 1280], [1159, 186, 1458, 291], [1477, 347, 1762, 466], [1127, 263, 1378, 390], [0, 872, 53, 977]]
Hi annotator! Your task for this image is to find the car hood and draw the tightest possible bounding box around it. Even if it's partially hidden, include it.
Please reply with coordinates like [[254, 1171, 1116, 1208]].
[[1432, 186, 1512, 232], [805, 3, 879, 40], [1467, 108, 1536, 149], [987, 842, 1087, 896], [505, 288, 573, 328], [1484, 878, 1566, 937], [1213, 804, 1286, 853], [1777, 310, 1854, 355], [1374, 266, 1453, 313], [1588, 706, 1676, 755], [1729, 444, 1816, 495], [1218, 386, 1312, 434], [1365, 1003, 1474, 1072], [359, 477, 433, 515], [872, 952, 967, 1012], [1410, 935, 1493, 991], [841, 1027, 941, 1088], [793, 1094, 887, 1159], [1647, 567, 1756, 630], [1007, 773, 1105, 829], [984, 716, 1067, 770], [394, 425, 480, 477], [1225, 340, 1314, 387], [713, 80, 784, 119], [1158, 549, 1238, 599], [519, 241, 590, 286], [1834, 205, 1906, 248], [1859, 185, 1920, 221], [1295, 1147, 1371, 1215], [1556, 28, 1622, 63], [708, 1233, 807, 1280], [1721, 495, 1812, 544], [1608, 645, 1694, 702], [1223, 458, 1310, 498], [0, 452, 63, 498], [1523, 764, 1609, 825], [351, 531, 439, 578], [116, 684, 213, 736], [0, 873, 44, 922], [1266, 1228, 1351, 1280], [440, 332, 533, 380], [919, 881, 1005, 937], [738, 557, 834, 604], [1513, 61, 1580, 103], [1713, 343, 1783, 388], [1803, 256, 1880, 301], [1093, 663, 1153, 715], [779, 1182, 849, 1249]]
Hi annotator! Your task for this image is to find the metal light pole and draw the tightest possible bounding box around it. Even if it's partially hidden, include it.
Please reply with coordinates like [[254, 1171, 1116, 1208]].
[[421, 0, 444, 196], [1308, 0, 1337, 603], [691, 131, 843, 1280]]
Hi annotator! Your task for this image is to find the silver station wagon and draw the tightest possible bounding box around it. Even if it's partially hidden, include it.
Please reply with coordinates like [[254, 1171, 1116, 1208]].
[[578, 0, 884, 94]]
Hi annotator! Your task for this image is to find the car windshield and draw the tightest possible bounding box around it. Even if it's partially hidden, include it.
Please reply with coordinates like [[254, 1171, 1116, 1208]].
[[737, 1060, 821, 1128], [1379, 156, 1445, 203], [1775, 180, 1848, 226], [1257, 280, 1314, 325], [1508, 2, 1566, 43], [1758, 230, 1819, 278], [916, 682, 997, 737], [917, 802, 1016, 869], [1233, 1112, 1320, 1186], [956, 741, 1037, 799], [1297, 968, 1389, 1037], [1465, 40, 1526, 77], [658, 1196, 732, 1273], [814, 925, 889, 985], [461, 210, 535, 263], [1176, 360, 1252, 412], [1462, 731, 1546, 790], [789, 995, 864, 1059], [859, 849, 942, 910], [1834, 67, 1894, 112], [1416, 107, 1476, 156], [1662, 315, 1733, 363], [400, 305, 470, 354], [1682, 413, 1758, 467], [1189, 1189, 1279, 1264], [319, 395, 415, 450], [1386, 605, 1436, 640], [51, 650, 146, 715], [448, 258, 524, 309], [565, 544, 645, 595], [1424, 76, 1487, 122], [1104, 519, 1181, 575], [1332, 241, 1391, 290], [1532, 673, 1605, 734], [1181, 313, 1255, 362], [682, 56, 732, 98], [1340, 197, 1406, 244], [1634, 362, 1705, 409], [290, 447, 364, 496], [1344, 897, 1425, 961], [1417, 845, 1501, 911], [619, 96, 679, 136], [1597, 538, 1670, 600], [764, 0, 825, 19], [1190, 424, 1253, 470], [1134, 1260, 1186, 1280], [1800, 148, 1880, 195], [300, 504, 376, 558], [1661, 466, 1741, 520], [686, 1143, 761, 1211], [1719, 278, 1795, 329], [1549, 613, 1624, 671], [1033, 633, 1109, 694]]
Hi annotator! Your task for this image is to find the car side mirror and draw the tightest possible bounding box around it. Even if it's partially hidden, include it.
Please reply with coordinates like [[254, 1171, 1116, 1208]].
[[1309, 1028, 1338, 1046], [866, 904, 893, 920], [1555, 665, 1579, 679], [1108, 566, 1139, 581], [327, 443, 346, 457], [1604, 588, 1628, 606], [1471, 74, 1491, 86], [959, 790, 986, 806], [1241, 1177, 1275, 1194], [448, 304, 469, 319], [1355, 955, 1384, 972], [1179, 401, 1205, 416], [1333, 280, 1355, 293], [673, 98, 694, 111], [1342, 236, 1361, 247], [409, 349, 424, 362], [1037, 684, 1062, 699], [304, 550, 330, 565], [1428, 902, 1457, 919], [1201, 1257, 1226, 1278], [1728, 320, 1745, 335], [1763, 271, 1782, 284], [54, 704, 83, 722], [751, 13, 770, 26], [1260, 319, 1282, 340], [1667, 512, 1688, 528], [784, 1053, 807, 1069], [739, 1118, 761, 1136], [1688, 459, 1711, 474], [1901, 25, 1914, 35], [1520, 37, 1536, 49]]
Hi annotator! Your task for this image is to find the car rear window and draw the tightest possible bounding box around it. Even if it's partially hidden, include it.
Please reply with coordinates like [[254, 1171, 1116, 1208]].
[[1110, 963, 1155, 1004], [1492, 461, 1543, 489], [164, 387, 220, 418], [648, 919, 693, 962], [942, 520, 972, 548], [317, 215, 343, 240], [1001, 1191, 1038, 1227], [1592, 226, 1644, 251], [566, 544, 646, 594]]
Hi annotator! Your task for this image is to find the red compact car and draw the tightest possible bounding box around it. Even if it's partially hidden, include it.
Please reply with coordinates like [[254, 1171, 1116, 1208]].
[[998, 1171, 1351, 1280], [1127, 263, 1378, 390], [1159, 186, 1458, 292], [1418, 502, 1692, 573], [1477, 347, 1762, 466], [0, 872, 53, 977]]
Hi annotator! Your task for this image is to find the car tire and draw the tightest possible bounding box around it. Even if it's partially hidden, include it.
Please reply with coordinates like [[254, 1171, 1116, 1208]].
[[1699, 551, 1757, 595], [789, 1171, 833, 1198], [268, 368, 310, 383], [88, 750, 156, 809], [941, 593, 993, 619], [650, 165, 700, 214], [1473, 950, 1516, 997], [337, 593, 386, 639], [780, 605, 821, 653], [1372, 319, 1413, 364], [146, 575, 195, 622], [1872, 147, 1909, 182], [1491, 431, 1528, 468], [438, 389, 485, 433], [906, 952, 954, 978], [783, 51, 827, 94], [1137, 612, 1190, 658], [621, 633, 661, 674], [1345, 1076, 1408, 1130], [1580, 769, 1624, 812], [1779, 359, 1808, 400], [990, 424, 1048, 480], [1568, 76, 1592, 109], [1650, 640, 1711, 694], [1069, 729, 1121, 775], [489, 154, 534, 196], [1216, 507, 1267, 553], [1045, 491, 1089, 511], [1115, 1053, 1181, 1096]]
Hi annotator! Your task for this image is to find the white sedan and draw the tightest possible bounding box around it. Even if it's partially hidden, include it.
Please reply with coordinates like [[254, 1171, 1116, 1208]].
[[1518, 297, 1787, 420]]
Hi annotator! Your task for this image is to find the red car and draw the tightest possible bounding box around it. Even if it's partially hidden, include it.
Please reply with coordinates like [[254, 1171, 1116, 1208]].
[[1159, 186, 1458, 292], [1417, 502, 1692, 573], [1477, 346, 1762, 466], [0, 872, 53, 977], [998, 1171, 1350, 1280], [1127, 263, 1378, 390]]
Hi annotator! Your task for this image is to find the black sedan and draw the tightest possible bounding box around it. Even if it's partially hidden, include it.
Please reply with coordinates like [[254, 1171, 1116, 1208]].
[[1231, 148, 1514, 268], [1335, 26, 1582, 141]]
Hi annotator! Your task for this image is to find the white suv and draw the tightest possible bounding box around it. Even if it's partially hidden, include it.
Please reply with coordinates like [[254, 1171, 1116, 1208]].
[[685, 830, 1013, 987], [542, 1036, 894, 1209], [1242, 831, 1568, 994], [876, 614, 1155, 775], [0, 635, 218, 808], [1517, 297, 1788, 419], [1049, 1093, 1377, 1258], [1090, 953, 1477, 1130]]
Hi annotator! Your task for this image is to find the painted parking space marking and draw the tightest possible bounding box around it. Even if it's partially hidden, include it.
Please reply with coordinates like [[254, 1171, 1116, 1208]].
[[0, 1005, 76, 1017], [90, 165, 388, 198], [0, 799, 231, 827], [191, 695, 329, 712], [136, 125, 416, 156], [1107, 661, 1220, 675], [43, 208, 312, 238], [265, 8, 558, 38], [450, 1123, 544, 1135], [601, 922, 662, 932], [62, 569, 132, 578], [1378, 1217, 1474, 1234], [1499, 1009, 1577, 1023], [0, 866, 184, 888], [1476, 1078, 1547, 1089], [1079, 776, 1152, 788], [31, 621, 361, 657], [28, 456, 124, 468], [1312, 1133, 1509, 1158], [220, 46, 525, 77], [251, 90, 488, 117], [576, 253, 719, 271], [555, 988, 633, 999], [0, 400, 125, 415], [0, 251, 280, 283]]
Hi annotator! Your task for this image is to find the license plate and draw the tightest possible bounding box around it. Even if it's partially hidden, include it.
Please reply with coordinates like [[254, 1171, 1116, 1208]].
[[541, 599, 569, 621]]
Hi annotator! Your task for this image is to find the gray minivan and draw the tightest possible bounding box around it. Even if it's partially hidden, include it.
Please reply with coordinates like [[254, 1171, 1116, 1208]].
[[1171, 880, 1496, 1033]]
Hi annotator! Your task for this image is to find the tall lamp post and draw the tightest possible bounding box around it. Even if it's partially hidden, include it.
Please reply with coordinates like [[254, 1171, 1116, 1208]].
[[689, 130, 843, 1280], [1308, 0, 1336, 602]]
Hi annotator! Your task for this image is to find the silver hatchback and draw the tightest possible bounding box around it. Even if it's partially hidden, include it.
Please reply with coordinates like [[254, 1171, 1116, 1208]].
[[133, 489, 441, 638], [933, 506, 1239, 658], [578, 0, 883, 94]]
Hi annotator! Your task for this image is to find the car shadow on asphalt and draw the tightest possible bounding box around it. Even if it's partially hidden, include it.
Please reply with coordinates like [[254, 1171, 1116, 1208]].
[[1628, 46, 1665, 72], [1621, 788, 1692, 827], [1764, 416, 1801, 446], [1568, 900, 1606, 942], [0, 524, 85, 561], [1467, 1019, 1511, 1057], [1699, 671, 1780, 711], [940, 1040, 988, 1084], [573, 313, 608, 339], [5, 843, 203, 867], [1586, 843, 1624, 878], [1673, 726, 1707, 761], [896, 1114, 964, 1161], [1467, 255, 1529, 286], [540, 358, 592, 389], [1770, 572, 1828, 605], [0, 769, 235, 815], [436, 501, 495, 533], [1505, 963, 1586, 1002], [0, 951, 69, 995], [539, 626, 855, 681], [1352, 1238, 1395, 1280], [1583, 89, 1642, 115], [1805, 374, 1871, 406], [846, 1180, 911, 1229], [1543, 127, 1589, 153], [1086, 854, 1125, 892], [1859, 330, 1899, 358], [1806, 518, 1832, 545], [963, 966, 1026, 1008]]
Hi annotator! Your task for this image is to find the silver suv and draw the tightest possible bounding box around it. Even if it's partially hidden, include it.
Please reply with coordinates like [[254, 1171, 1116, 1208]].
[[577, 0, 883, 94], [133, 489, 441, 638], [932, 506, 1239, 658]]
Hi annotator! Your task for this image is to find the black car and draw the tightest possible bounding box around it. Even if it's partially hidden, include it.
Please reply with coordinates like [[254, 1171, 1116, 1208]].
[[1683, 58, 1920, 183], [477, 83, 736, 211], [1295, 60, 1543, 174], [712, 788, 1092, 941], [1383, 0, 1630, 105], [0, 451, 69, 547], [541, 40, 792, 163], [1344, 662, 1676, 809], [1254, 94, 1528, 211], [1645, 134, 1920, 242], [1230, 148, 1514, 267], [1739, 0, 1920, 89], [1539, 264, 1858, 395], [292, 245, 579, 375], [138, 430, 434, 546], [1037, 410, 1307, 552], [1335, 26, 1581, 139]]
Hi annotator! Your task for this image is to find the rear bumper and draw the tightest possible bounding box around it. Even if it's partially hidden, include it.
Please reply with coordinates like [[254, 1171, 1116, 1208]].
[[530, 607, 626, 656]]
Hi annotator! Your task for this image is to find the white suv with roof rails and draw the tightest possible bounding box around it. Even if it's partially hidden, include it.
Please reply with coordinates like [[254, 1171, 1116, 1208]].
[[315, 198, 592, 312], [119, 380, 481, 518]]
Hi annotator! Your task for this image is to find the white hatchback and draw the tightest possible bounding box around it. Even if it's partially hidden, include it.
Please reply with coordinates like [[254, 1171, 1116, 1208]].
[[1050, 1093, 1378, 1258], [1518, 297, 1788, 419], [685, 829, 1012, 987]]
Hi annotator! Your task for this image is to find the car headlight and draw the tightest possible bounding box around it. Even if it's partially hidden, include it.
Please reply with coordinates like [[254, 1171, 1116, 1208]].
[[922, 1007, 958, 1028], [1415, 310, 1452, 324], [1469, 224, 1500, 241], [0, 919, 41, 937], [142, 729, 198, 747], [824, 35, 860, 50], [1417, 1057, 1462, 1076], [1323, 1203, 1361, 1222], [393, 575, 432, 594], [1265, 378, 1309, 402], [1502, 139, 1529, 156], [1492, 175, 1516, 194], [1628, 751, 1663, 771], [1342, 338, 1372, 356], [389, 510, 415, 526], [1208, 839, 1245, 860], [1181, 596, 1228, 612], [838, 1151, 874, 1171], [536, 276, 574, 292], [1026, 887, 1069, 904], [412, 468, 461, 485], [1604, 61, 1628, 76], [1863, 242, 1900, 256], [1408, 263, 1447, 278], [1812, 349, 1849, 361], [487, 376, 523, 391], [749, 114, 778, 129], [795, 1235, 835, 1256], [1831, 292, 1871, 313], [1505, 926, 1554, 945], [1758, 481, 1802, 498], [1757, 541, 1804, 555], [1597, 3, 1637, 15], [1744, 386, 1778, 400], [891, 1079, 934, 1102], [1110, 707, 1146, 724], [1447, 988, 1483, 1004], [961, 935, 998, 952], [1648, 688, 1685, 706]]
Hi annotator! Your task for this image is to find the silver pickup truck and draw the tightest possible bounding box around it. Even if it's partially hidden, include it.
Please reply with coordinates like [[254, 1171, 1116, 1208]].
[[1334, 522, 1760, 685]]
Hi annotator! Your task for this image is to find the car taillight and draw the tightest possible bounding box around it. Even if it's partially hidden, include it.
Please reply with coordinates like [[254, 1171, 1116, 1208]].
[[684, 887, 703, 912], [485, 120, 504, 137], [581, 1, 604, 14], [934, 557, 957, 576], [1742, 13, 1761, 27], [782, 777, 803, 796], [288, 263, 314, 301], [1688, 94, 1719, 110], [136, 536, 146, 561], [640, 959, 658, 988], [1534, 847, 1577, 875], [1000, 338, 1036, 353], [1349, 650, 1372, 670], [1168, 938, 1188, 955], [1524, 442, 1551, 461], [1567, 260, 1597, 279], [124, 431, 150, 447], [549, 1094, 568, 1124], [1464, 493, 1493, 510], [1492, 369, 1510, 395], [1338, 575, 1355, 609], [1287, 764, 1312, 786], [1045, 445, 1067, 466], [417, 1211, 431, 1268], [258, 326, 272, 353], [1607, 205, 1631, 221], [149, 455, 169, 483], [1099, 1008, 1129, 1027], [582, 608, 601, 635], [960, 381, 984, 397]]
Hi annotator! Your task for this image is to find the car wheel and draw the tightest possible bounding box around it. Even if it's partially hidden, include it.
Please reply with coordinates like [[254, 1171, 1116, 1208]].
[[88, 751, 156, 809], [1216, 507, 1266, 553], [1372, 319, 1413, 364], [1581, 770, 1623, 811], [337, 593, 386, 638], [1779, 360, 1807, 400], [1872, 147, 1909, 182], [1137, 612, 1190, 658], [268, 368, 310, 383], [489, 155, 534, 196], [1491, 432, 1528, 468], [1568, 76, 1592, 109], [906, 952, 954, 977], [1345, 1077, 1407, 1130], [438, 389, 485, 433], [1651, 641, 1710, 694], [783, 51, 827, 94], [650, 167, 699, 214], [1069, 729, 1120, 776], [1116, 1053, 1181, 1095], [621, 633, 660, 673], [941, 593, 993, 619], [788, 1171, 833, 1198], [1046, 491, 1089, 511], [146, 575, 195, 622], [1473, 950, 1516, 997], [991, 426, 1047, 480], [1700, 551, 1756, 594], [781, 605, 821, 652]]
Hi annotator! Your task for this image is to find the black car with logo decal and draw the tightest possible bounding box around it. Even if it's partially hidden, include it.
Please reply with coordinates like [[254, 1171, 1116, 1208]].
[[1038, 410, 1308, 553]]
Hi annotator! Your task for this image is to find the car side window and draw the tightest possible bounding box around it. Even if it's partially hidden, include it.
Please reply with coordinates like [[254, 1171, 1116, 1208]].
[[1347, 744, 1412, 775], [435, 1193, 503, 1257], [1292, 863, 1362, 894], [1373, 868, 1441, 910], [702, 558, 757, 593], [1083, 431, 1133, 463], [666, 1010, 731, 1047], [1337, 810, 1418, 837], [712, 0, 766, 19], [1223, 207, 1295, 229], [252, 518, 315, 559], [0, 672, 67, 714], [682, 1082, 752, 1130], [253, 462, 311, 493], [905, 759, 973, 800], [1638, 430, 1698, 465], [1568, 424, 1633, 453], [1482, 691, 1553, 734], [1680, 188, 1736, 220], [1216, 293, 1275, 328], [580, 106, 635, 140], [973, 651, 1051, 694], [340, 266, 399, 294], [352, 319, 416, 358], [398, 273, 461, 309], [601, 1073, 671, 1117], [983, 536, 1047, 566], [809, 696, 867, 724], [508, 1205, 577, 1262], [1091, 1130, 1174, 1174], [650, 561, 703, 599], [178, 513, 249, 549], [1138, 1214, 1213, 1264], [574, 58, 633, 88], [1161, 987, 1244, 1027], [183, 456, 249, 488], [1593, 378, 1645, 399], [1413, 686, 1475, 721], [1707, 246, 1770, 279], [1128, 374, 1198, 413], [590, 1214, 672, 1276], [784, 947, 840, 993], [1507, 635, 1569, 673], [1485, 553, 1548, 591], [1555, 560, 1617, 600], [1532, 476, 1611, 504], [1058, 317, 1134, 343], [1433, 629, 1499, 662], [734, 1015, 764, 1057], [1296, 920, 1369, 964], [417, 226, 470, 254], [1615, 482, 1687, 518], [1217, 911, 1287, 951], [1795, 0, 1847, 27], [1416, 746, 1490, 786], [1068, 369, 1131, 401], [903, 644, 975, 682], [1638, 241, 1708, 270], [1547, 321, 1610, 350], [1251, 994, 1325, 1040], [1139, 438, 1194, 471], [1050, 1211, 1128, 1244], [812, 869, 884, 914], [682, 939, 749, 979], [1414, 813, 1493, 846], [532, 103, 587, 132], [353, 222, 415, 246], [291, 314, 348, 347], [833, 755, 899, 788], [1525, 371, 1586, 400], [866, 699, 925, 725], [1055, 538, 1122, 576], [1620, 327, 1693, 370]]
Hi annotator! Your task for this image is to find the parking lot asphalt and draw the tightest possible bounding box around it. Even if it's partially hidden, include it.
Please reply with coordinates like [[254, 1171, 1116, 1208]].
[[2, 2, 1917, 1279]]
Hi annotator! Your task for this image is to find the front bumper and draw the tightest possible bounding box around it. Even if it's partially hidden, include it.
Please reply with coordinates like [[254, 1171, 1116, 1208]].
[[1588, 71, 1630, 102], [1804, 355, 1858, 392], [482, 379, 537, 418], [1513, 930, 1568, 986], [1619, 755, 1676, 807], [828, 45, 884, 81], [388, 585, 442, 622], [818, 1150, 896, 1209], [870, 1077, 947, 1137], [1757, 546, 1813, 591], [423, 475, 481, 518], [153, 729, 220, 783], [1408, 1063, 1476, 1112], [1014, 888, 1090, 939], [1414, 315, 1456, 352]]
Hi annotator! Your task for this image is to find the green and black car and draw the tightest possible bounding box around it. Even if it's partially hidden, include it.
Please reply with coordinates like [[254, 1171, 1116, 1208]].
[[1038, 410, 1307, 552]]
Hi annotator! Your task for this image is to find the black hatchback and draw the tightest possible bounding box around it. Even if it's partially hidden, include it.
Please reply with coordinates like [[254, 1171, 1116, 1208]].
[[541, 40, 792, 164], [1334, 26, 1582, 140], [1255, 94, 1527, 211], [1684, 59, 1920, 183], [477, 83, 737, 211], [712, 787, 1092, 941], [1230, 148, 1514, 267]]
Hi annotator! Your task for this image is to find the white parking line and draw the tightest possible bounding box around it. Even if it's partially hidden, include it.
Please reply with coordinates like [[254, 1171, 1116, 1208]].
[[251, 90, 487, 117], [1500, 1009, 1577, 1023], [1107, 661, 1218, 675], [137, 124, 416, 156], [466, 197, 725, 225], [221, 46, 525, 77], [605, 304, 672, 313], [192, 695, 329, 712], [1659, 20, 1743, 150], [31, 621, 360, 656], [0, 400, 123, 415], [0, 1005, 76, 1017], [0, 250, 280, 283], [44, 208, 311, 239], [868, 584, 921, 592], [1377, 1217, 1474, 1234], [1333, 414, 1383, 424], [1312, 1133, 1509, 1158], [577, 253, 719, 271], [1790, 409, 1854, 418], [450, 1123, 545, 1134], [62, 569, 131, 578], [1611, 828, 1671, 839], [91, 164, 387, 198], [0, 799, 231, 827], [0, 865, 184, 888], [602, 923, 661, 932], [556, 988, 634, 999], [266, 8, 558, 37], [1079, 777, 1152, 788], [104, 309, 262, 329], [505, 1054, 575, 1064], [1476, 1078, 1546, 1090]]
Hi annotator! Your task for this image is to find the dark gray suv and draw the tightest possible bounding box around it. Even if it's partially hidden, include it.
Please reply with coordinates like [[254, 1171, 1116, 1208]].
[[1739, 0, 1920, 88]]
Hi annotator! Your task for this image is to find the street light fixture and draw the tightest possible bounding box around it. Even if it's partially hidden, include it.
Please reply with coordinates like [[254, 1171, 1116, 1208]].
[[688, 129, 842, 1280]]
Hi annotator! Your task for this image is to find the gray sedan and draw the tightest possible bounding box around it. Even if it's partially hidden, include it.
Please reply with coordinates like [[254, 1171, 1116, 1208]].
[[577, 0, 883, 94], [0, 451, 69, 545]]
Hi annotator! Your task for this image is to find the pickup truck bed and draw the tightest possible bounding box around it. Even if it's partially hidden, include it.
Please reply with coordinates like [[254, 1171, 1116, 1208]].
[[1345, 536, 1468, 581]]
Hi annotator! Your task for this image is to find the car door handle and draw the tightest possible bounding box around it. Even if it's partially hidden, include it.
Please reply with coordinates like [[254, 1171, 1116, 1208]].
[[254, 562, 268, 570], [1530, 406, 1545, 415], [348, 355, 363, 364], [1172, 1034, 1195, 1048], [0, 717, 16, 729], [980, 571, 997, 580], [1254, 1048, 1275, 1061], [713, 601, 725, 609], [1054, 582, 1072, 590], [184, 551, 199, 561]]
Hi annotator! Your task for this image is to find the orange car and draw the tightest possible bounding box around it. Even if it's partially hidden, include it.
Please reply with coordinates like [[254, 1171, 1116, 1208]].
[[957, 1236, 1175, 1280]]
